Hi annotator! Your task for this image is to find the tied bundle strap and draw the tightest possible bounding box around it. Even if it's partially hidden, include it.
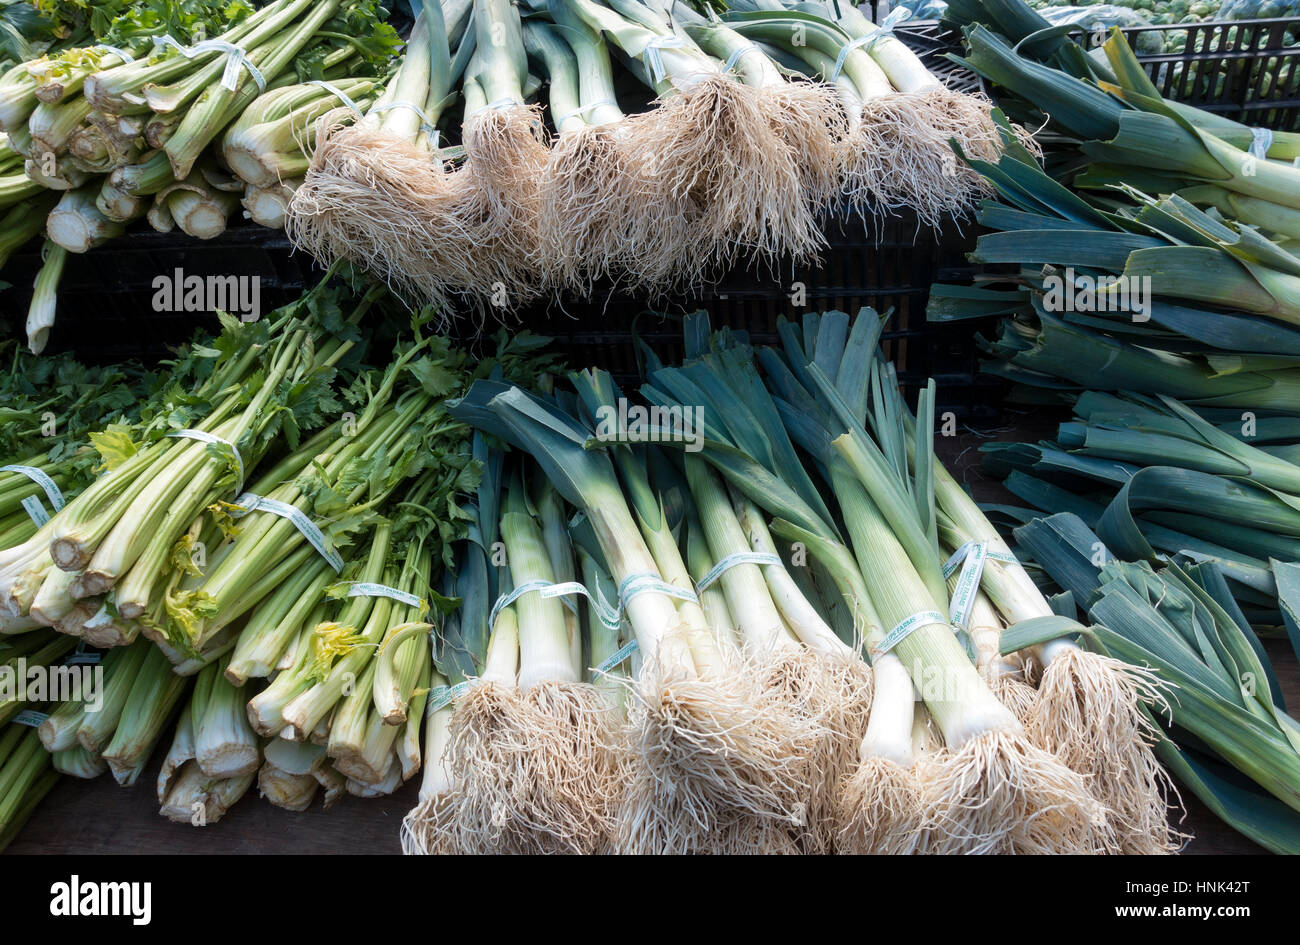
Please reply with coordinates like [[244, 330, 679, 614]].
[[643, 35, 693, 86], [872, 610, 947, 657], [307, 79, 365, 119], [425, 679, 477, 715], [619, 570, 699, 609], [94, 44, 135, 63], [65, 641, 101, 666], [830, 6, 912, 82], [489, 579, 621, 632], [152, 35, 266, 92], [722, 43, 763, 75], [1, 464, 64, 526], [1250, 127, 1273, 160], [165, 429, 244, 494], [554, 97, 619, 126], [342, 581, 426, 616], [942, 540, 1020, 631], [694, 551, 783, 595], [13, 710, 48, 728], [591, 638, 639, 678], [370, 100, 438, 138], [229, 492, 343, 572]]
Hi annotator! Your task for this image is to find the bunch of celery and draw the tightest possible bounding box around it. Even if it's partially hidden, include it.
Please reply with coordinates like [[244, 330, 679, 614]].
[[0, 280, 375, 655], [0, 348, 146, 581], [37, 638, 190, 786], [0, 0, 399, 352], [0, 719, 57, 852], [1008, 512, 1300, 854], [156, 652, 257, 823]]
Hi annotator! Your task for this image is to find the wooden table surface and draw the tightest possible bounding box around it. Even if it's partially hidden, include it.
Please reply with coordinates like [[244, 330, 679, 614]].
[[6, 419, 1297, 855]]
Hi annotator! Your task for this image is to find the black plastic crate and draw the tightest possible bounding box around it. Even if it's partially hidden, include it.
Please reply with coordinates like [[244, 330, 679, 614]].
[[0, 205, 999, 417], [1083, 17, 1300, 132]]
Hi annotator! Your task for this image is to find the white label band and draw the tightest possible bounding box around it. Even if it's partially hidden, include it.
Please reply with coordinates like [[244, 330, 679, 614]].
[[230, 492, 343, 572], [425, 679, 477, 715], [13, 710, 48, 727], [694, 551, 783, 595], [941, 540, 1018, 579], [346, 582, 424, 612], [20, 495, 49, 527], [591, 638, 639, 678], [873, 610, 946, 657], [489, 579, 621, 632], [949, 541, 988, 631], [619, 571, 699, 608], [1, 464, 64, 511]]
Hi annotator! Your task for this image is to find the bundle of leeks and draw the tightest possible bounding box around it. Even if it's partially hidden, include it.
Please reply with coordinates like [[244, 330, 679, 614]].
[[635, 306, 1184, 852], [1006, 511, 1300, 854], [403, 439, 638, 854], [423, 304, 1181, 853], [288, 0, 1023, 315], [441, 375, 848, 853]]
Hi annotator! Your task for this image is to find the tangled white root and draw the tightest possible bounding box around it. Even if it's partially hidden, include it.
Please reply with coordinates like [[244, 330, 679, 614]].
[[619, 75, 826, 283], [410, 681, 621, 854], [762, 648, 873, 853], [834, 756, 926, 854], [286, 122, 455, 312], [612, 651, 822, 855], [917, 728, 1116, 854], [1029, 648, 1183, 854], [538, 121, 694, 296], [839, 89, 1040, 229]]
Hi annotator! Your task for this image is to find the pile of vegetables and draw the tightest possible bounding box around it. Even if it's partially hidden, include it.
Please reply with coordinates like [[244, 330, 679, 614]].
[[1000, 514, 1300, 853], [0, 0, 399, 351], [0, 274, 560, 833], [377, 304, 1183, 854], [286, 0, 1024, 314], [0, 295, 1198, 854], [906, 2, 1300, 852]]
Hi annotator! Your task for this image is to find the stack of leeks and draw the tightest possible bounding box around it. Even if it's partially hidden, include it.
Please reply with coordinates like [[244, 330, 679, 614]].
[[406, 304, 1179, 854], [926, 6, 1300, 412], [287, 0, 1022, 316], [0, 0, 400, 352], [977, 389, 1300, 661], [1005, 512, 1300, 854]]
